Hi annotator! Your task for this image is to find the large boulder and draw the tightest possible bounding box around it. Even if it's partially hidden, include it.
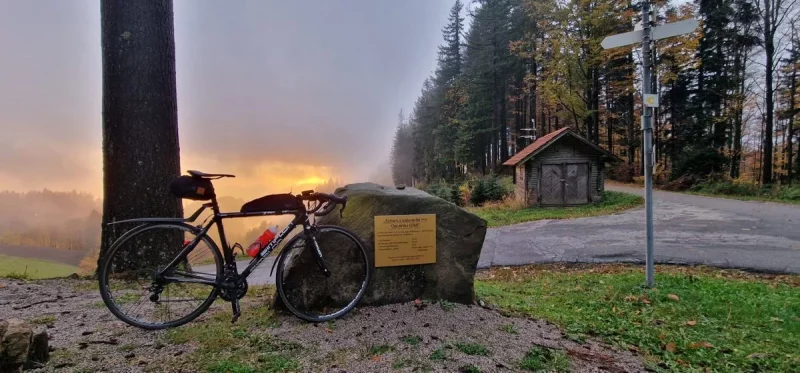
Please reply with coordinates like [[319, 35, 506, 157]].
[[275, 182, 487, 310]]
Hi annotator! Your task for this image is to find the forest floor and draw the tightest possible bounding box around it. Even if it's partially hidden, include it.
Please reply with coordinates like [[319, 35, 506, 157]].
[[2, 264, 796, 372], [2, 273, 645, 373]]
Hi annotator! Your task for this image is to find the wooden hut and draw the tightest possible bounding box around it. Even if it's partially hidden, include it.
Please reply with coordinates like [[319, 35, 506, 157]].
[[502, 127, 621, 206]]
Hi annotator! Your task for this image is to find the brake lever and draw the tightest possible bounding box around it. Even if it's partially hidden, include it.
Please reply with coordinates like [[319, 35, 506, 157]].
[[339, 201, 346, 218]]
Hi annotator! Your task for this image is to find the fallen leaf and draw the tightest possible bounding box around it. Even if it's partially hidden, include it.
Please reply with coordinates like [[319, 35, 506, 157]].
[[628, 345, 640, 352], [686, 320, 697, 326], [659, 334, 666, 340], [642, 297, 652, 305], [624, 295, 638, 302], [371, 355, 380, 362], [668, 294, 680, 302], [324, 328, 333, 333], [689, 342, 700, 350], [699, 341, 714, 348], [665, 342, 676, 353], [676, 359, 689, 367], [770, 317, 784, 323]]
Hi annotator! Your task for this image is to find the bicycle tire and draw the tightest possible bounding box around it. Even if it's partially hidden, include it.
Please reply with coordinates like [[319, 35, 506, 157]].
[[275, 225, 371, 323], [98, 223, 223, 330]]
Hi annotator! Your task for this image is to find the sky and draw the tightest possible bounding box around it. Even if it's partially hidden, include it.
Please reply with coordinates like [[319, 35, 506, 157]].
[[0, 0, 454, 200]]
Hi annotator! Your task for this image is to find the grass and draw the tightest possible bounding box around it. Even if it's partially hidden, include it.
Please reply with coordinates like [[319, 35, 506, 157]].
[[160, 302, 300, 372], [459, 364, 481, 373], [468, 191, 643, 227], [29, 315, 57, 325], [475, 264, 800, 372], [519, 346, 570, 372], [368, 344, 393, 356], [454, 342, 490, 356], [429, 346, 449, 361], [500, 324, 519, 334], [401, 335, 422, 346], [0, 254, 78, 279]]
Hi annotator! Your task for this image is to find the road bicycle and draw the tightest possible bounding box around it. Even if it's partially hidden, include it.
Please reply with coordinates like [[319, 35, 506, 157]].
[[97, 170, 371, 330]]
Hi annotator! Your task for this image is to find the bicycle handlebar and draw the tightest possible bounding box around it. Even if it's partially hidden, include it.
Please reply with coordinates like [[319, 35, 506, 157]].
[[297, 191, 347, 217]]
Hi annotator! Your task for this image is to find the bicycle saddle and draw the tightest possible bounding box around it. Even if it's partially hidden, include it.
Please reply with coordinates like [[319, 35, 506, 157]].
[[187, 170, 236, 178]]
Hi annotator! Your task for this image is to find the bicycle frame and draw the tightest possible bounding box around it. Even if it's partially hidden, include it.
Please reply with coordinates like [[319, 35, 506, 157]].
[[113, 197, 320, 290]]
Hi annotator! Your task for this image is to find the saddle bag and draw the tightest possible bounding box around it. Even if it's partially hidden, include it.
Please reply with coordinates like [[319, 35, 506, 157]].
[[169, 176, 216, 201], [240, 193, 302, 213]]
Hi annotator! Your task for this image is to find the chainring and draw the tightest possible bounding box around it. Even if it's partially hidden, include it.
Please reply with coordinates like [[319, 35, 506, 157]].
[[219, 276, 248, 301]]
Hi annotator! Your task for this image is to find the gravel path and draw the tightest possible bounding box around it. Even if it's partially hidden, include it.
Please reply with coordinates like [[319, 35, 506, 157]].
[[478, 184, 800, 274], [1, 277, 646, 372]]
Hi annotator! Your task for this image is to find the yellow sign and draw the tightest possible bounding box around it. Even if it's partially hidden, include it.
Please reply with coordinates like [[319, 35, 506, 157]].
[[374, 214, 436, 267], [644, 93, 659, 108]]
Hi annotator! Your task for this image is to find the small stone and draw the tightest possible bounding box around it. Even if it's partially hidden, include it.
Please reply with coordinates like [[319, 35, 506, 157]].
[[173, 351, 183, 357], [124, 352, 135, 359], [138, 360, 148, 366], [81, 331, 94, 336], [154, 342, 165, 350], [423, 323, 430, 327], [430, 335, 439, 340], [92, 356, 99, 361], [78, 342, 88, 350], [77, 323, 84, 327]]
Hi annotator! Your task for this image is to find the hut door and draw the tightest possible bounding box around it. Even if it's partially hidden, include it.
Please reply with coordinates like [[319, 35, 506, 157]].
[[564, 163, 589, 205], [540, 164, 564, 205]]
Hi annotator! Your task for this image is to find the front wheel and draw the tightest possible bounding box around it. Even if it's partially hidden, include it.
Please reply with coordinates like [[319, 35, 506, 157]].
[[275, 225, 371, 322]]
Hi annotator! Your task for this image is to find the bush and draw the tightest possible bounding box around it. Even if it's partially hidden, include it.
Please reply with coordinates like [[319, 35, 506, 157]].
[[469, 175, 512, 206], [673, 147, 728, 180], [778, 186, 800, 201], [608, 163, 635, 183], [422, 181, 463, 206], [691, 180, 759, 196]]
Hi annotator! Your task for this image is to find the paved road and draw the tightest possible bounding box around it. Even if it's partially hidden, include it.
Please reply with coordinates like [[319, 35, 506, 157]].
[[208, 185, 800, 285], [477, 184, 800, 273]]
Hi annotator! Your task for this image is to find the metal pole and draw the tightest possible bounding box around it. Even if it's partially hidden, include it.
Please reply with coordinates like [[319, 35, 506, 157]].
[[641, 0, 655, 287]]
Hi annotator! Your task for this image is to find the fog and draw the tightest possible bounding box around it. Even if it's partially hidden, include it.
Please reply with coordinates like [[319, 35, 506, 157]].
[[0, 0, 452, 201]]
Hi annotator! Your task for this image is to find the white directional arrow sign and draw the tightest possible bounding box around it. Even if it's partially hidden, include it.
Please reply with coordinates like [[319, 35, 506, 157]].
[[601, 18, 699, 49], [652, 19, 700, 41]]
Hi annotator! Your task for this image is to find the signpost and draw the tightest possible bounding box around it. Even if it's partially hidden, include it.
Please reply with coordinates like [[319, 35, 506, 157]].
[[601, 2, 698, 288], [374, 214, 437, 267]]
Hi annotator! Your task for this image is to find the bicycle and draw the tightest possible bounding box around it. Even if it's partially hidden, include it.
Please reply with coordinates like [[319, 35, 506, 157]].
[[97, 170, 371, 330]]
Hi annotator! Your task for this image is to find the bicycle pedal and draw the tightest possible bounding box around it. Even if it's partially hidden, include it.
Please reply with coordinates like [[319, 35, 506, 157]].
[[231, 299, 241, 324]]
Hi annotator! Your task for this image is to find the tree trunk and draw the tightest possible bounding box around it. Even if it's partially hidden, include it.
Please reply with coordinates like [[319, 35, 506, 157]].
[[98, 0, 183, 273], [762, 0, 774, 184], [789, 62, 796, 184]]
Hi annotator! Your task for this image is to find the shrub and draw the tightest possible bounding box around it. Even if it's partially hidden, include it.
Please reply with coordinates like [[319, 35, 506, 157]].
[[469, 175, 511, 206], [608, 162, 635, 182], [422, 180, 463, 206], [778, 186, 800, 201], [673, 147, 728, 180], [691, 180, 759, 196]]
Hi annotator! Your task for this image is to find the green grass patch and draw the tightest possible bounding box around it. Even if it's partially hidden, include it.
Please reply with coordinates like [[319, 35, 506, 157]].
[[401, 335, 422, 346], [28, 315, 56, 325], [519, 346, 570, 372], [686, 181, 800, 205], [459, 364, 481, 373], [161, 304, 298, 372], [500, 324, 518, 334], [368, 344, 393, 356], [0, 254, 78, 279], [429, 346, 449, 361], [454, 342, 490, 356], [468, 191, 642, 227], [476, 264, 800, 372]]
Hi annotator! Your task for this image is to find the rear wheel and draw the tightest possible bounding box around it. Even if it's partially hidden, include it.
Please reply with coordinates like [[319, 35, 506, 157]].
[[275, 225, 370, 322], [98, 223, 223, 330]]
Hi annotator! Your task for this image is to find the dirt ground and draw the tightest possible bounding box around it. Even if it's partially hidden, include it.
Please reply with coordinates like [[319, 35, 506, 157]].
[[0, 277, 646, 373]]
